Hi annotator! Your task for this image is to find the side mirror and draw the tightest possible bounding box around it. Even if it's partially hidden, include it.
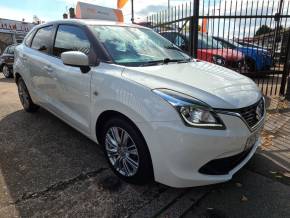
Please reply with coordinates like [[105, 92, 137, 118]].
[[61, 51, 90, 73]]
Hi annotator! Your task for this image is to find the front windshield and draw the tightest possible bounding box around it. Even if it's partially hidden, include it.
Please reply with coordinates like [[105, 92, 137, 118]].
[[90, 25, 190, 66]]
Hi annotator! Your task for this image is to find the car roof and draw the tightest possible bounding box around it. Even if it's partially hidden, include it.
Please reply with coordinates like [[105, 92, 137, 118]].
[[36, 19, 147, 29]]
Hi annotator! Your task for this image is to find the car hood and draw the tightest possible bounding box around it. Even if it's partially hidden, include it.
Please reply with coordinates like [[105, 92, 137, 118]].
[[121, 61, 262, 109]]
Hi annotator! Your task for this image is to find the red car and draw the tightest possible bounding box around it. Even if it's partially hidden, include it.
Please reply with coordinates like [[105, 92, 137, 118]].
[[160, 31, 245, 69]]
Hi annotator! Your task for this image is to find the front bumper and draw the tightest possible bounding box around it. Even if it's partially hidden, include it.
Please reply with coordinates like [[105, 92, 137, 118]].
[[137, 113, 264, 188]]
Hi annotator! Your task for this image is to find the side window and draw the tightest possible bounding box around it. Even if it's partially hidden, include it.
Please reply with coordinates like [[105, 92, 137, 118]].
[[174, 35, 185, 47], [197, 39, 203, 49], [7, 46, 14, 54], [24, 30, 36, 47], [31, 26, 53, 54], [53, 25, 91, 57], [162, 33, 176, 44]]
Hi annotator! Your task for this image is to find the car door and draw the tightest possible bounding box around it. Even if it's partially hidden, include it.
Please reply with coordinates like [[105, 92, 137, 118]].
[[49, 24, 92, 135], [27, 25, 60, 109]]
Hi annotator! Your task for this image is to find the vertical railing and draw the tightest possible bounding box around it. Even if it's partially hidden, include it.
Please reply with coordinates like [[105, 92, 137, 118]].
[[145, 0, 290, 97], [191, 0, 199, 58]]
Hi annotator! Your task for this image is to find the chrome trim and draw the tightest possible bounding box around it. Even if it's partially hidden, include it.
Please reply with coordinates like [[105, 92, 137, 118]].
[[215, 97, 266, 132]]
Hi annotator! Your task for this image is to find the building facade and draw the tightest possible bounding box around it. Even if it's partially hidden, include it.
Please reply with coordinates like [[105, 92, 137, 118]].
[[0, 18, 35, 53]]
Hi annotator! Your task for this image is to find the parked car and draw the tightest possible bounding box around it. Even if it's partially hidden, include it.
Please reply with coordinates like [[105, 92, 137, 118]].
[[14, 20, 265, 188], [213, 37, 273, 72], [0, 44, 17, 78], [160, 31, 245, 70]]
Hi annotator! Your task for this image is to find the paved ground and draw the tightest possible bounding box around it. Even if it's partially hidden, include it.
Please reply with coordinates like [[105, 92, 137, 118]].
[[0, 74, 290, 218]]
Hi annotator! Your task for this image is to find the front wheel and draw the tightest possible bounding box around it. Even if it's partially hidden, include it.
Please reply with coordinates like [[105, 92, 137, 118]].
[[17, 77, 39, 112], [101, 117, 153, 185], [2, 65, 13, 78]]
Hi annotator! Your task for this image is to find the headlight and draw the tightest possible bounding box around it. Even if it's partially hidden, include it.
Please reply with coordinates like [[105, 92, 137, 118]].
[[153, 89, 225, 129], [212, 55, 225, 66]]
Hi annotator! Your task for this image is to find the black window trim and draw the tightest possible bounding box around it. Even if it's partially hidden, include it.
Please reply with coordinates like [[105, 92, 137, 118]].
[[24, 29, 37, 48], [25, 21, 115, 65]]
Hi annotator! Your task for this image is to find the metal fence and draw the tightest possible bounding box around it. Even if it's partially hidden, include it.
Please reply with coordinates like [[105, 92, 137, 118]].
[[146, 0, 290, 97]]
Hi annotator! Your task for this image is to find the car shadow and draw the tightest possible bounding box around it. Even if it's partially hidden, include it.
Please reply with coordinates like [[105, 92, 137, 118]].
[[0, 77, 15, 83], [0, 109, 108, 208], [0, 108, 289, 217], [0, 108, 172, 216]]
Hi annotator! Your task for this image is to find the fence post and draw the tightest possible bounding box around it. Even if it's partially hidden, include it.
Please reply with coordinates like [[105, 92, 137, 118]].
[[272, 0, 284, 58], [283, 32, 290, 99], [191, 0, 199, 58]]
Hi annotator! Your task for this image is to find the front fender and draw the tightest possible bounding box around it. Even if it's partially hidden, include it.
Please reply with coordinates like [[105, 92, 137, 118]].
[[90, 65, 180, 141]]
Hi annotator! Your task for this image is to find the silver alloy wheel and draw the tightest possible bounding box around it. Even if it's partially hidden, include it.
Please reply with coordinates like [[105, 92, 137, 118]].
[[105, 127, 139, 177], [18, 81, 30, 108], [3, 65, 10, 77]]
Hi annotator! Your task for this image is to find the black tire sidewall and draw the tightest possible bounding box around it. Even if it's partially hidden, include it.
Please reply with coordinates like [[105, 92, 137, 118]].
[[17, 77, 39, 112], [245, 58, 256, 72], [100, 117, 153, 185]]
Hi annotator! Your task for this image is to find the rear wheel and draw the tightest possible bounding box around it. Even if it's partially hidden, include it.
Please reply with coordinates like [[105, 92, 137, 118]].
[[17, 77, 39, 112], [245, 58, 256, 73], [2, 65, 13, 78], [100, 117, 153, 185]]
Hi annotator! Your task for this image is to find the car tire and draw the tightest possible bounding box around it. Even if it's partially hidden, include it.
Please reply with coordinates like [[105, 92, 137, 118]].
[[100, 117, 153, 185], [245, 58, 256, 73], [17, 77, 39, 113], [2, 65, 13, 78]]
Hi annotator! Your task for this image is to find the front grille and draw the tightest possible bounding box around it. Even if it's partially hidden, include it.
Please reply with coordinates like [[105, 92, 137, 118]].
[[218, 98, 265, 129], [237, 98, 264, 128]]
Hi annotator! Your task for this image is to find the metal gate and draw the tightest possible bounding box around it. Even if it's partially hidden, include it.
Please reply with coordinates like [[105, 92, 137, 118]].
[[146, 0, 290, 97]]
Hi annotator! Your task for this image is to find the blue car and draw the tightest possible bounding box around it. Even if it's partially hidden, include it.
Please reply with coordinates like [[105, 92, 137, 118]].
[[213, 37, 273, 72]]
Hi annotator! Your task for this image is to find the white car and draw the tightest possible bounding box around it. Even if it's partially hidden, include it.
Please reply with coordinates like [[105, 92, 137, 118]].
[[14, 20, 265, 188]]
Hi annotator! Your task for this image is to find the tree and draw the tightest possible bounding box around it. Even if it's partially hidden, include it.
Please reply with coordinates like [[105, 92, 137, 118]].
[[255, 25, 273, 36]]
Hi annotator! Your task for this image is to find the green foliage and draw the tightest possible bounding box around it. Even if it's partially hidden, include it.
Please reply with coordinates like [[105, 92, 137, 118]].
[[255, 25, 284, 36]]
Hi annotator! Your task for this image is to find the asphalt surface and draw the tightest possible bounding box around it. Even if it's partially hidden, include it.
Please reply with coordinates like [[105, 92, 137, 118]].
[[0, 74, 290, 218]]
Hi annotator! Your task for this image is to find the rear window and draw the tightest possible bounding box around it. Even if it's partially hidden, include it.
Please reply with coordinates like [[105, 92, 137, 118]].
[[7, 46, 15, 54]]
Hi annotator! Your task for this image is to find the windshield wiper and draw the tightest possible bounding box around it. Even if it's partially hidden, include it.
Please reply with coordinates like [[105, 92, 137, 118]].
[[139, 60, 165, 66], [164, 45, 182, 51], [163, 58, 191, 64], [140, 58, 190, 66]]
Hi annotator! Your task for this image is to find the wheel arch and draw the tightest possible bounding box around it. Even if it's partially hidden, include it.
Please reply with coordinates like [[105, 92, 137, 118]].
[[14, 72, 22, 83], [245, 56, 257, 71], [0, 63, 4, 71], [95, 110, 154, 177], [96, 110, 145, 145]]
